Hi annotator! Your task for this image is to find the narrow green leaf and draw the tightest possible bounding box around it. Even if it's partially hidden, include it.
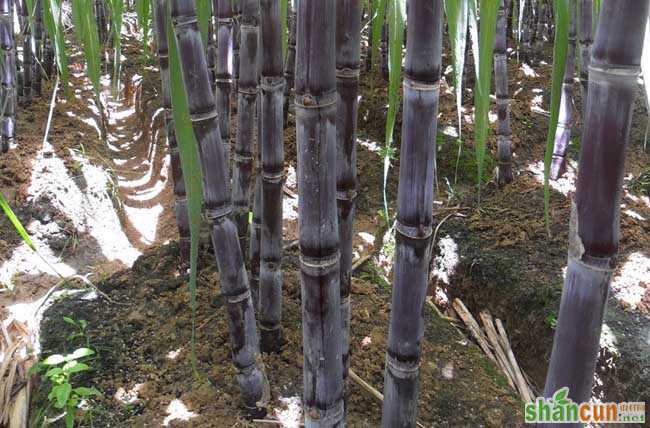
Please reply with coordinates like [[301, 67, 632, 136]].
[[0, 192, 36, 251], [135, 0, 152, 54], [42, 0, 69, 89], [370, 0, 387, 75], [543, 0, 569, 233], [381, 0, 405, 220], [592, 0, 600, 27], [467, 0, 480, 81], [106, 0, 124, 88], [167, 7, 204, 377], [444, 0, 469, 137], [281, 0, 288, 59], [195, 0, 211, 47], [71, 0, 102, 97], [473, 0, 499, 200]]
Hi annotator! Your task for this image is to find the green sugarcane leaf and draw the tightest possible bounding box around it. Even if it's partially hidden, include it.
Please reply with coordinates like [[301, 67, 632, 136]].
[[42, 0, 69, 89], [467, 0, 480, 81], [106, 0, 124, 90], [473, 0, 498, 201], [167, 9, 204, 377], [136, 0, 152, 54], [543, 0, 569, 233], [0, 192, 36, 251], [196, 0, 211, 47], [445, 0, 469, 137], [71, 0, 101, 97], [381, 0, 405, 220], [370, 0, 386, 75], [281, 0, 288, 59]]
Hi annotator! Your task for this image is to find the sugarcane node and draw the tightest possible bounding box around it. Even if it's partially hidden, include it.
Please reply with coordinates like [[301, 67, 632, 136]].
[[335, 67, 360, 79], [588, 63, 641, 77], [188, 108, 218, 123], [233, 152, 254, 162], [225, 289, 252, 304], [385, 353, 420, 380], [261, 170, 284, 183], [294, 91, 337, 109], [299, 251, 340, 276], [403, 77, 440, 92], [260, 76, 285, 91], [205, 204, 233, 221], [171, 14, 198, 28], [336, 189, 358, 201], [395, 219, 433, 241]]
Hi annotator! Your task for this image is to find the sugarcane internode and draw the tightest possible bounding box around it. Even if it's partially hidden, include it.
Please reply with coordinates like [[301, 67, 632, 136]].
[[543, 1, 649, 423]]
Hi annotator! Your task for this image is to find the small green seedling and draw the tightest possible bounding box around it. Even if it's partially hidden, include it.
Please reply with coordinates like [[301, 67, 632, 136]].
[[63, 316, 90, 347], [30, 348, 101, 428]]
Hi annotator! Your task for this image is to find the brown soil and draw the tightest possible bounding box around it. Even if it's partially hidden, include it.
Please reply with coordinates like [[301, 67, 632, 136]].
[[33, 242, 522, 427]]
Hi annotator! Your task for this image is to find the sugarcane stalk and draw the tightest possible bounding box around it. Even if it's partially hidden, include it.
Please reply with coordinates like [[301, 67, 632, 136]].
[[169, 0, 269, 411], [296, 0, 344, 425], [282, 0, 295, 125], [0, 0, 16, 154], [152, 0, 190, 261], [495, 0, 513, 186], [534, 0, 548, 58], [380, 10, 388, 81], [232, 0, 259, 257], [258, 0, 285, 353], [20, 0, 31, 104], [232, 0, 241, 94], [542, 1, 649, 423], [335, 0, 360, 391], [207, 16, 217, 94], [249, 96, 262, 311], [95, 0, 107, 44], [381, 1, 442, 426], [550, 0, 576, 180], [578, 0, 592, 109], [32, 0, 42, 96], [521, 0, 533, 61], [214, 0, 234, 169], [43, 33, 53, 77]]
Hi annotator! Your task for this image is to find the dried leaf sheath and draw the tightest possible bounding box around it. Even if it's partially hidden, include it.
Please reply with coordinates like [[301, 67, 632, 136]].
[[169, 0, 269, 410], [381, 1, 442, 427]]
